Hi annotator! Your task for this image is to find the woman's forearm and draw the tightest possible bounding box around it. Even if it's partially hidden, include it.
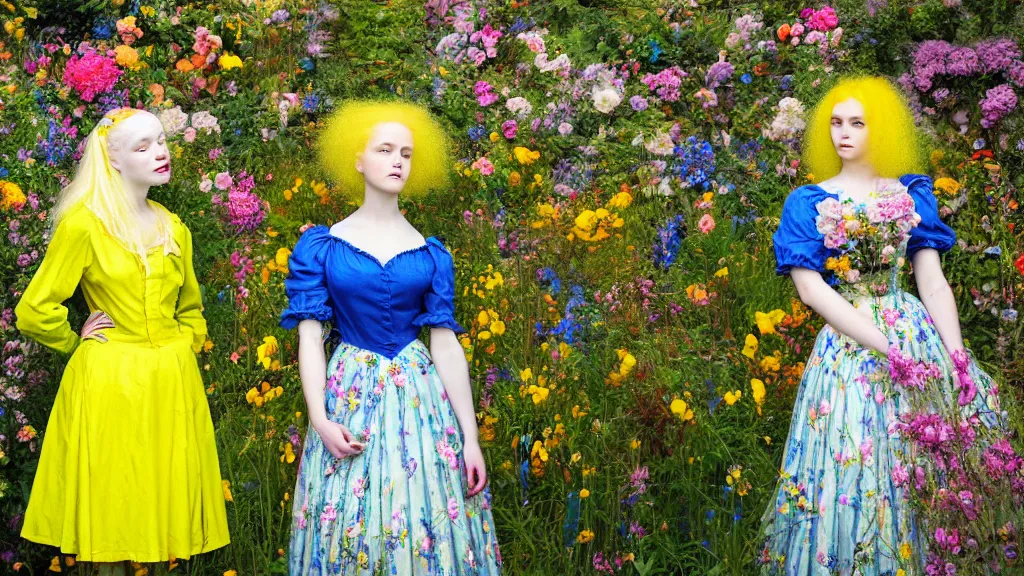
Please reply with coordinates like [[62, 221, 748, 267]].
[[430, 328, 480, 445], [914, 250, 966, 354], [297, 319, 329, 428], [791, 269, 890, 353]]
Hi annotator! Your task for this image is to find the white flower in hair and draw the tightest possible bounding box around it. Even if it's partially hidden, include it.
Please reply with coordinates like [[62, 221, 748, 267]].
[[97, 118, 114, 127]]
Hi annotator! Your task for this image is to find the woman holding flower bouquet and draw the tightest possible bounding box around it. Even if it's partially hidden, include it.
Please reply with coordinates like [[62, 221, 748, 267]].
[[759, 76, 1021, 574]]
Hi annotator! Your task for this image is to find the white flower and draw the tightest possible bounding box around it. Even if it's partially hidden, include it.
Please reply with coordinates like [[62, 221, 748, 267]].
[[190, 110, 221, 134], [644, 131, 675, 156], [505, 96, 533, 118], [158, 106, 189, 137], [763, 97, 806, 141], [592, 85, 622, 114]]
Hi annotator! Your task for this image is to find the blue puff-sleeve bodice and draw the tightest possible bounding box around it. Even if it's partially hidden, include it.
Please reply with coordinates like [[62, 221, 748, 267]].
[[773, 185, 835, 276], [280, 226, 466, 359], [900, 173, 957, 258]]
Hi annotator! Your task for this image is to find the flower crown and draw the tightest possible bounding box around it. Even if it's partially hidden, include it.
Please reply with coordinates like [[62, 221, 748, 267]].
[[96, 108, 140, 137]]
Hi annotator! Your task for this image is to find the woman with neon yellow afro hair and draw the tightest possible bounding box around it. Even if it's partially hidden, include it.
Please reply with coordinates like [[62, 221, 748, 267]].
[[279, 100, 502, 574], [15, 107, 229, 572], [759, 76, 1017, 574]]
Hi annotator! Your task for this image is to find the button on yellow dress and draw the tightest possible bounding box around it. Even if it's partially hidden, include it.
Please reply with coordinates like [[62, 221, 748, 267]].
[[14, 201, 230, 562]]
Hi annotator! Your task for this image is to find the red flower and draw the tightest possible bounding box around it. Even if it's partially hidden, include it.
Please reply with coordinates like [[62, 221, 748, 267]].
[[1015, 253, 1024, 276]]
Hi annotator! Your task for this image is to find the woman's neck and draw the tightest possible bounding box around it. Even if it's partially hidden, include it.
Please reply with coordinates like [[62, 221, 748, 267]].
[[357, 186, 403, 223]]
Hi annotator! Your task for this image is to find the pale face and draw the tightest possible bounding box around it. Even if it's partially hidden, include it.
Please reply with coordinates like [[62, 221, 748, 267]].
[[106, 111, 171, 188], [829, 98, 869, 164], [356, 121, 413, 196]]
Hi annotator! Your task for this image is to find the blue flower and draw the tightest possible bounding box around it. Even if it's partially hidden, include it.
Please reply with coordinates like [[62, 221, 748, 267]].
[[780, 75, 794, 91], [302, 93, 321, 113], [467, 126, 486, 141], [0, 167, 8, 178], [92, 17, 115, 40], [672, 136, 716, 190], [652, 215, 686, 270], [299, 58, 315, 71], [649, 39, 663, 63], [741, 73, 752, 84]]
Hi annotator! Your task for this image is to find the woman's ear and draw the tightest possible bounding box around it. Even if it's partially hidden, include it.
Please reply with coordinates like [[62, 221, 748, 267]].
[[355, 153, 363, 174]]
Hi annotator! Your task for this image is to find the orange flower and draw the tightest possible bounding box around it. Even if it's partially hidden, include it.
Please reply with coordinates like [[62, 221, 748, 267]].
[[777, 23, 791, 42], [190, 53, 206, 69], [175, 58, 194, 73]]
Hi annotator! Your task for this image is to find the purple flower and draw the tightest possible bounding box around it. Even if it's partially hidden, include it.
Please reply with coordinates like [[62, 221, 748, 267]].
[[629, 95, 649, 111], [501, 119, 517, 139], [980, 84, 1017, 128], [705, 61, 734, 89], [946, 47, 979, 76], [975, 38, 1021, 74]]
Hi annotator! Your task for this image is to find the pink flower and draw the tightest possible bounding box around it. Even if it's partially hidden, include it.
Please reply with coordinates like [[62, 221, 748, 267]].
[[698, 213, 716, 234], [62, 51, 123, 102], [501, 119, 518, 139], [214, 171, 234, 190], [471, 157, 495, 176], [320, 503, 337, 526], [892, 463, 909, 486], [183, 127, 197, 143], [807, 6, 839, 31], [447, 497, 459, 520]]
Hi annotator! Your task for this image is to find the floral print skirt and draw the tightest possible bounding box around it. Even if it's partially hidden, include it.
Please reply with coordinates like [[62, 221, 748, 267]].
[[759, 289, 1003, 575], [289, 340, 502, 576]]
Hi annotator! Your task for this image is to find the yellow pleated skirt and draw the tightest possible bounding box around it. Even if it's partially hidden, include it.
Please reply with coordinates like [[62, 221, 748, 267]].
[[21, 332, 230, 562]]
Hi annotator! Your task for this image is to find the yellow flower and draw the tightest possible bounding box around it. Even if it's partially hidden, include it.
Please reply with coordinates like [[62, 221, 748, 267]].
[[508, 171, 522, 186], [489, 131, 499, 142], [670, 398, 694, 422], [520, 368, 533, 381], [48, 557, 61, 572], [760, 355, 781, 372], [257, 336, 279, 370], [899, 542, 912, 560], [280, 442, 296, 464], [750, 378, 766, 415], [476, 310, 490, 326], [218, 52, 243, 70], [224, 571, 238, 576], [714, 266, 729, 277], [222, 480, 234, 502], [477, 330, 492, 341], [755, 309, 786, 335], [724, 390, 742, 406], [630, 438, 641, 449], [245, 387, 260, 405], [577, 530, 595, 543], [742, 334, 758, 359], [606, 190, 633, 209], [512, 146, 540, 165], [580, 488, 590, 498], [531, 440, 549, 461], [114, 44, 142, 70], [0, 180, 25, 211], [933, 177, 961, 196], [528, 385, 550, 404], [489, 320, 506, 335]]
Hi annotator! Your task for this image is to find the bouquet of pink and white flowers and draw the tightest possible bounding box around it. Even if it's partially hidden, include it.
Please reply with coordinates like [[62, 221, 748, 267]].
[[814, 183, 922, 290]]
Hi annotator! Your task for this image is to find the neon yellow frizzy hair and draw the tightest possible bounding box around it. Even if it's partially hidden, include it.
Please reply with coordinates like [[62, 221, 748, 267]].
[[51, 107, 173, 266]]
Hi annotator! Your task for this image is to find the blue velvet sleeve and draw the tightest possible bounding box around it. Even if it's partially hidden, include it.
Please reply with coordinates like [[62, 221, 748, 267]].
[[900, 174, 956, 258], [280, 225, 335, 329], [773, 186, 831, 276], [413, 238, 466, 334]]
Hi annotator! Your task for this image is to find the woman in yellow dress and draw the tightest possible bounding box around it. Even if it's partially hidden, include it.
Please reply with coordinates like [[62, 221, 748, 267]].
[[14, 107, 230, 571]]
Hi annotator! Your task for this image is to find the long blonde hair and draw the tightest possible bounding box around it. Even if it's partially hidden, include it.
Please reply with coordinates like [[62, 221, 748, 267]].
[[52, 107, 173, 264]]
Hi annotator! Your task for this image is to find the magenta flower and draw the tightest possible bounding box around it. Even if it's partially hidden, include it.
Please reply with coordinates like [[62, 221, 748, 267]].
[[62, 51, 123, 102]]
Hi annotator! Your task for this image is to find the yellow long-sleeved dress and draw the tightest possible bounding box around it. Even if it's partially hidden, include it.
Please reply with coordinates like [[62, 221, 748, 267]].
[[14, 201, 229, 562]]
